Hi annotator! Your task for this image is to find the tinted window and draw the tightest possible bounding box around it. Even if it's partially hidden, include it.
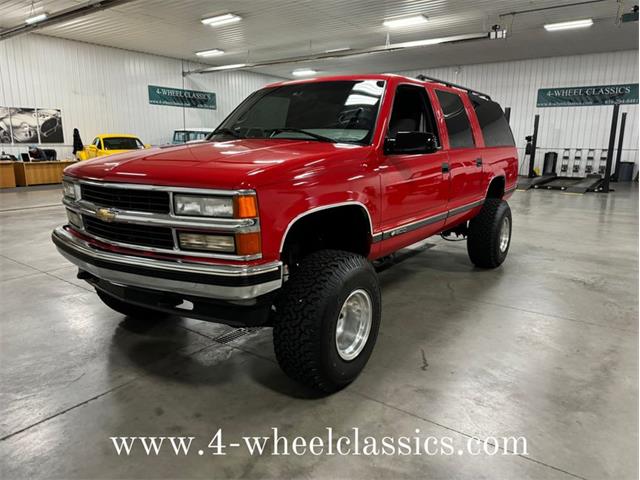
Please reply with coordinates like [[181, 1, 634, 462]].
[[471, 95, 515, 147], [212, 80, 385, 144], [388, 85, 438, 143], [435, 90, 474, 148]]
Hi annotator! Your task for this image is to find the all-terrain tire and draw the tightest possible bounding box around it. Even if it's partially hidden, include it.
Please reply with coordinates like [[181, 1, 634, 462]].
[[273, 250, 381, 393], [96, 289, 166, 319], [467, 198, 512, 268]]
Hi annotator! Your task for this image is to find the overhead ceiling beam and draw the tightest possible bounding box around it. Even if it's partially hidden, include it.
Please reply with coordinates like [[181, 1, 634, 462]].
[[0, 0, 138, 41], [184, 32, 489, 76]]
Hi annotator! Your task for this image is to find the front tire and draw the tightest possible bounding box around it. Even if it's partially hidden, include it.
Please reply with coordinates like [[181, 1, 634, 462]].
[[467, 198, 512, 268], [273, 250, 381, 393]]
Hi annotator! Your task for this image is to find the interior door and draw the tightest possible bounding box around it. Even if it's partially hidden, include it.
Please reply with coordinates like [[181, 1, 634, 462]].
[[379, 84, 449, 247]]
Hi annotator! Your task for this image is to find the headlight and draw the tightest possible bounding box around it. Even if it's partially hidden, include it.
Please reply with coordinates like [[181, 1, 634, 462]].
[[63, 180, 76, 199], [178, 232, 235, 252], [174, 195, 234, 217]]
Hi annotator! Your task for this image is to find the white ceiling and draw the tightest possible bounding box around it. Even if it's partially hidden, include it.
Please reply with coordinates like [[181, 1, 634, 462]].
[[0, 0, 637, 78]]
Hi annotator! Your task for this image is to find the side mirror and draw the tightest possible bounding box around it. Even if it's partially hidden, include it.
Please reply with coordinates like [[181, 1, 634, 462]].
[[385, 131, 439, 155]]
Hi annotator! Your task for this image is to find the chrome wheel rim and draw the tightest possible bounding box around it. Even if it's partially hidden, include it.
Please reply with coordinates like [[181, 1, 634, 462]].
[[335, 289, 372, 361], [499, 216, 511, 253]]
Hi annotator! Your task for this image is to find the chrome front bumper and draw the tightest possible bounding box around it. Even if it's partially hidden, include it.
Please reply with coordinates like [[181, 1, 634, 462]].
[[52, 226, 283, 301]]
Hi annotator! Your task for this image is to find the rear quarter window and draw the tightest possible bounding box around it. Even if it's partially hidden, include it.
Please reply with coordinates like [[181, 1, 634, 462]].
[[435, 90, 475, 149], [471, 96, 515, 147]]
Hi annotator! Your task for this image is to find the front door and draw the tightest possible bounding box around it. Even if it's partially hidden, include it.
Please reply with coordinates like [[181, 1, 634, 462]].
[[378, 84, 449, 253]]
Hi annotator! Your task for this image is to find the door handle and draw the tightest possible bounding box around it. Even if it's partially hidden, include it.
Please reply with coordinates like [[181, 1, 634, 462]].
[[476, 157, 483, 167], [442, 162, 449, 173]]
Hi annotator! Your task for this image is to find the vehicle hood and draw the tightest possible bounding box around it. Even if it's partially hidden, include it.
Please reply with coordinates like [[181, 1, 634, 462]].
[[65, 139, 372, 190]]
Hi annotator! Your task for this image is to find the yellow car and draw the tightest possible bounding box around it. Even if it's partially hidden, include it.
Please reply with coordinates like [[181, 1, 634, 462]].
[[77, 134, 150, 160]]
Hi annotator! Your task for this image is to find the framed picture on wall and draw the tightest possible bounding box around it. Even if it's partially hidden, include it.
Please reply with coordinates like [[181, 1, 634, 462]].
[[7, 108, 39, 144], [0, 107, 12, 143], [37, 109, 64, 143]]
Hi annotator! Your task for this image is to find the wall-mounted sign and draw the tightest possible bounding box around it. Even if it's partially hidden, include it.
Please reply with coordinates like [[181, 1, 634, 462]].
[[148, 85, 216, 110], [537, 83, 639, 107]]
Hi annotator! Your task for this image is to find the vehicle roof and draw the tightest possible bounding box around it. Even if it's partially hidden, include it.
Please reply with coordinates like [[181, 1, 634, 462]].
[[97, 134, 141, 139], [173, 128, 214, 132]]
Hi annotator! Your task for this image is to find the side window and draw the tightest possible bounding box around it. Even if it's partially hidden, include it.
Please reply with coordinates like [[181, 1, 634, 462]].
[[435, 90, 474, 149], [93, 137, 100, 147], [470, 96, 515, 147], [388, 85, 438, 142]]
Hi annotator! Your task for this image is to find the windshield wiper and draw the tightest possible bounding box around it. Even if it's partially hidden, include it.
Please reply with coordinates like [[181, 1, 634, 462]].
[[269, 128, 336, 143], [211, 127, 243, 139]]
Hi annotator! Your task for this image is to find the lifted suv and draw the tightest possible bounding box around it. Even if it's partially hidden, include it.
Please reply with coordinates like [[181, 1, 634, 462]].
[[53, 74, 517, 393]]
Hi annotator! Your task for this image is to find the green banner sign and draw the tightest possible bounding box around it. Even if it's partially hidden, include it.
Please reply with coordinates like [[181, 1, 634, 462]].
[[148, 85, 216, 110], [537, 83, 638, 107]]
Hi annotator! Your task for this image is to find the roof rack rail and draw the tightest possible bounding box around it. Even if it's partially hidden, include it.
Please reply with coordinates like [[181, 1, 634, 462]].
[[415, 74, 492, 100]]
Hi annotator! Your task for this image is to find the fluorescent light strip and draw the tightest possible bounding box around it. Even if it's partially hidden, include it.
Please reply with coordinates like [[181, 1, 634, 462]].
[[324, 47, 351, 53], [292, 68, 317, 76], [25, 13, 48, 24], [544, 19, 593, 31], [383, 14, 428, 28], [206, 63, 247, 71], [195, 49, 225, 57], [201, 13, 241, 27]]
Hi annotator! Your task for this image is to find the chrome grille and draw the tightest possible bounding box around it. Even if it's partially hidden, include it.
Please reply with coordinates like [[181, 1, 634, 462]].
[[83, 216, 174, 249], [80, 184, 170, 214]]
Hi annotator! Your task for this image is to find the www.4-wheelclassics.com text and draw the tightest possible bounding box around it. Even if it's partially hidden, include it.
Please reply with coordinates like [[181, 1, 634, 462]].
[[110, 428, 528, 457]]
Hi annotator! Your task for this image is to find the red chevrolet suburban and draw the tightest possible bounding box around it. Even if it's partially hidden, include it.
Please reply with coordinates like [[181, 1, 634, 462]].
[[53, 74, 517, 393]]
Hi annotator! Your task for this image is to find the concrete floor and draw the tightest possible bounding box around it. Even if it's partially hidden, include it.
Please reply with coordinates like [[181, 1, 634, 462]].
[[0, 184, 637, 479]]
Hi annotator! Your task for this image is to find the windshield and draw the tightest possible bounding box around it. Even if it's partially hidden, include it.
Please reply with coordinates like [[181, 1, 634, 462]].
[[102, 137, 143, 150], [210, 80, 385, 144]]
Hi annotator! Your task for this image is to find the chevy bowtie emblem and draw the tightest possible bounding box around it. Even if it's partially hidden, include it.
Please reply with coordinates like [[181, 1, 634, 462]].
[[96, 208, 118, 222]]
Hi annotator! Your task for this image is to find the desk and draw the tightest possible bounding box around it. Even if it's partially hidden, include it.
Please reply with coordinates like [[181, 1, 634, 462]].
[[0, 161, 16, 188], [13, 160, 76, 186]]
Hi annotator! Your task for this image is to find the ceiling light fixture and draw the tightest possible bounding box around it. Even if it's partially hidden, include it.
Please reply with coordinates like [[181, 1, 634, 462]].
[[325, 47, 351, 53], [25, 12, 48, 24], [292, 68, 318, 76], [201, 13, 242, 27], [195, 49, 225, 57], [206, 63, 247, 71], [383, 14, 428, 28], [544, 18, 593, 31]]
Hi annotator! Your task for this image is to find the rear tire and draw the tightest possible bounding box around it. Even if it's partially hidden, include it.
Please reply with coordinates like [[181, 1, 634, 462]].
[[273, 250, 381, 393], [467, 198, 512, 268], [96, 289, 166, 319]]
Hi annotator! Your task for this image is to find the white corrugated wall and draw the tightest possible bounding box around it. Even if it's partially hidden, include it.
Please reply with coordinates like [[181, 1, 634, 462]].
[[400, 50, 639, 176], [0, 34, 282, 158], [2, 34, 637, 176]]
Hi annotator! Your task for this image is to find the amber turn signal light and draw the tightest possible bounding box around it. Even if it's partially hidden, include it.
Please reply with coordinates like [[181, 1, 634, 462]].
[[235, 232, 261, 256], [234, 195, 258, 218]]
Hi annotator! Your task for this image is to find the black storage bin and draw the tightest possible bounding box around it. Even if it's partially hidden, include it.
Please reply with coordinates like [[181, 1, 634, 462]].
[[617, 161, 635, 182], [543, 152, 557, 174]]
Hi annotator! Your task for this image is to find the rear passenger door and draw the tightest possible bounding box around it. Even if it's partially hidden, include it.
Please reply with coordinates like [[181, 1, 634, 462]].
[[432, 88, 484, 212]]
